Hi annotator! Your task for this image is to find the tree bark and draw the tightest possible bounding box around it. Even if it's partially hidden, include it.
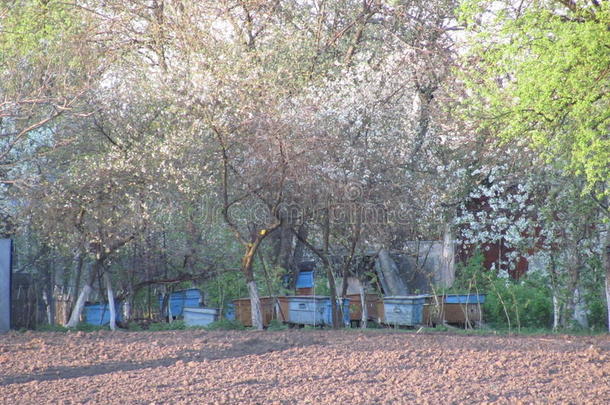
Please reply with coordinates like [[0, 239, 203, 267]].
[[103, 271, 117, 331], [42, 290, 53, 325], [439, 223, 455, 287], [65, 283, 91, 328], [573, 287, 588, 329], [123, 298, 131, 323], [548, 253, 561, 331], [552, 293, 560, 331], [565, 241, 585, 328], [68, 250, 83, 315], [243, 241, 264, 330], [247, 280, 263, 330], [603, 224, 610, 332], [289, 224, 308, 290], [326, 262, 340, 328], [65, 260, 100, 328], [289, 224, 340, 328], [360, 281, 368, 329]]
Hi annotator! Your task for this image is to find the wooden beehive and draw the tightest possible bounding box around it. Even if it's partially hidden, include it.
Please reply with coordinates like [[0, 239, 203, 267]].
[[375, 300, 385, 323], [423, 295, 485, 327], [233, 296, 289, 327], [275, 296, 290, 322], [346, 294, 381, 322], [296, 287, 314, 295]]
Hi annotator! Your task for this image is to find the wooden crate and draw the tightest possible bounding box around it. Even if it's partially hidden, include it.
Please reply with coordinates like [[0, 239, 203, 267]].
[[233, 296, 288, 327], [275, 297, 289, 323], [296, 287, 313, 296], [423, 295, 484, 327], [376, 300, 385, 323], [346, 294, 381, 322]]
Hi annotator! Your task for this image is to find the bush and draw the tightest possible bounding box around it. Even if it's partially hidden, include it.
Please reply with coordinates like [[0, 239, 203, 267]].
[[204, 319, 245, 331], [75, 323, 109, 332], [267, 319, 288, 331], [588, 296, 608, 330], [483, 276, 552, 329], [125, 322, 144, 331], [148, 320, 186, 331], [453, 251, 553, 331], [35, 324, 69, 332]]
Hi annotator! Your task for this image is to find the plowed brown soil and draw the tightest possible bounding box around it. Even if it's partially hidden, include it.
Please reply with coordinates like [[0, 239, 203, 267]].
[[0, 329, 608, 404]]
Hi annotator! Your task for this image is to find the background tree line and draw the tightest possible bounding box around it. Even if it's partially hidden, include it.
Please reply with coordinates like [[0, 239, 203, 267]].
[[1, 0, 608, 331]]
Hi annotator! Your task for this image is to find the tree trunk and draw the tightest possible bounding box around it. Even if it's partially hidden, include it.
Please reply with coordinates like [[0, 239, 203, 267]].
[[602, 225, 610, 332], [548, 253, 561, 331], [167, 287, 173, 324], [42, 290, 53, 325], [243, 243, 264, 330], [290, 224, 308, 290], [552, 293, 560, 331], [288, 222, 340, 327], [247, 280, 263, 330], [65, 283, 91, 328], [565, 242, 580, 327], [103, 271, 117, 331], [65, 260, 100, 328], [325, 263, 341, 328], [43, 260, 55, 325], [572, 287, 588, 329], [276, 222, 293, 270], [360, 281, 368, 329], [68, 250, 84, 317], [123, 298, 131, 323], [123, 277, 133, 323], [160, 291, 170, 321], [439, 223, 455, 288]]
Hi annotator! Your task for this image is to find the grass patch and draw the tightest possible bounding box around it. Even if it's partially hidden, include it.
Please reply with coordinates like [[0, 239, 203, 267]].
[[148, 320, 186, 331], [266, 319, 288, 331], [204, 319, 245, 331], [34, 323, 109, 333], [35, 324, 69, 333], [418, 324, 608, 337]]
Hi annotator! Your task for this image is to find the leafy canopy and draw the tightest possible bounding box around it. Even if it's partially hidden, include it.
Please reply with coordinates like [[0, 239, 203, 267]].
[[459, 0, 610, 197]]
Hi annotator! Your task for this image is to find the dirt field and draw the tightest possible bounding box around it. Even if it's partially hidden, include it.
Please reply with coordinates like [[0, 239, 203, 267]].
[[0, 329, 608, 404]]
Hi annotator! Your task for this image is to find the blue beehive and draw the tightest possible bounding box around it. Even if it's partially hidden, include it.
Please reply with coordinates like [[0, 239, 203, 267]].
[[84, 303, 123, 326], [322, 298, 350, 326], [158, 288, 202, 317], [383, 295, 427, 326], [295, 271, 314, 289], [183, 307, 218, 327], [287, 296, 350, 327], [444, 294, 486, 304]]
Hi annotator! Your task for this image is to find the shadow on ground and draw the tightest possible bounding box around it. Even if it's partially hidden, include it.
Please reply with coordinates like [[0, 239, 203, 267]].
[[0, 334, 325, 386]]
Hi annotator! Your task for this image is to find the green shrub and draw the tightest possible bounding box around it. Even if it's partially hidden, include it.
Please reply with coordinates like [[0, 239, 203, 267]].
[[125, 322, 144, 331], [75, 323, 108, 332], [267, 319, 288, 331], [580, 256, 608, 330], [587, 296, 608, 330], [483, 276, 552, 329], [148, 320, 186, 331], [203, 270, 247, 313], [453, 251, 553, 331], [35, 324, 69, 332], [204, 319, 245, 331]]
